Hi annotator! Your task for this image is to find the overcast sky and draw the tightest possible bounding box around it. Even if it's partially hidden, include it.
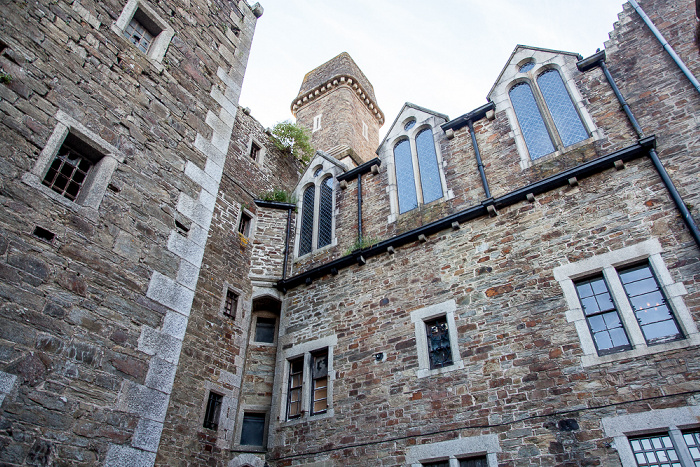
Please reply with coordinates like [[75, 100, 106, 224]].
[[238, 1, 625, 137]]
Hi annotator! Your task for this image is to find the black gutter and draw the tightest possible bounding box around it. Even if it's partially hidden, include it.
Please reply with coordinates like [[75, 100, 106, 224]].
[[336, 157, 381, 182], [357, 173, 363, 242], [577, 52, 700, 248], [254, 199, 296, 280], [276, 138, 655, 292], [441, 101, 495, 133]]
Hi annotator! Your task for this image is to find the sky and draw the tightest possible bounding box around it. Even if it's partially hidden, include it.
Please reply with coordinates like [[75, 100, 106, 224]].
[[238, 1, 625, 138]]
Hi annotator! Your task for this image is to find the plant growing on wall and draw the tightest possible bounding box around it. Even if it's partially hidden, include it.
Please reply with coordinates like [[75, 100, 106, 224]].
[[270, 121, 314, 164], [258, 188, 296, 204]]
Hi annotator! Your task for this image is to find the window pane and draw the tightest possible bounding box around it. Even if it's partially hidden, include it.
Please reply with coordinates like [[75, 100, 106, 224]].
[[203, 392, 222, 430], [311, 351, 328, 415], [460, 457, 488, 467], [415, 128, 443, 204], [618, 264, 682, 344], [287, 358, 304, 419], [425, 316, 453, 369], [629, 434, 682, 467], [254, 317, 276, 343], [318, 177, 333, 248], [575, 276, 630, 355], [537, 69, 588, 147], [240, 413, 265, 446], [394, 139, 418, 213], [682, 430, 700, 462], [509, 82, 555, 159], [299, 185, 315, 256]]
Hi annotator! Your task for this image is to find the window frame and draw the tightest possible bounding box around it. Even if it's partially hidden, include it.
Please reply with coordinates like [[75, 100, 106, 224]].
[[237, 206, 255, 240], [410, 299, 464, 379], [279, 335, 336, 424], [203, 391, 224, 431], [602, 406, 700, 467], [22, 111, 124, 215], [219, 283, 244, 321], [111, 0, 174, 69], [246, 137, 266, 166], [238, 411, 267, 447], [406, 434, 500, 467], [553, 238, 699, 367], [313, 114, 322, 132], [198, 380, 236, 448], [250, 312, 277, 345], [295, 166, 337, 258]]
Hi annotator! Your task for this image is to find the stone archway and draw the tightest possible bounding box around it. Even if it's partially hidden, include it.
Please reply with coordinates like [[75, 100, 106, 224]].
[[228, 453, 266, 467]]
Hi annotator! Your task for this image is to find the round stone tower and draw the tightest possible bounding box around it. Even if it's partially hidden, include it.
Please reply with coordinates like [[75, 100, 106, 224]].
[[291, 52, 384, 166]]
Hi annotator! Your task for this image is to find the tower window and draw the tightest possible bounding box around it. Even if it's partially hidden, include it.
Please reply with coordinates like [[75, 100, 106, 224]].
[[362, 121, 369, 140], [249, 142, 260, 161], [223, 289, 238, 318], [313, 114, 322, 132], [203, 392, 223, 430]]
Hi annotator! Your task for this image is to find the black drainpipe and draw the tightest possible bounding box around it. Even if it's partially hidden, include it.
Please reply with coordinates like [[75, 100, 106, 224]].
[[467, 119, 492, 199], [357, 173, 363, 243], [577, 51, 700, 248]]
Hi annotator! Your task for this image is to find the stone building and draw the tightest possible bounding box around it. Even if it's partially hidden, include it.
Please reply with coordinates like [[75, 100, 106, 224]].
[[1, 0, 699, 466]]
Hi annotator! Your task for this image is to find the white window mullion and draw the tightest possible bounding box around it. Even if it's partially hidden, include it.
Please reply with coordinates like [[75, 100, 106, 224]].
[[409, 136, 423, 204], [603, 266, 646, 349]]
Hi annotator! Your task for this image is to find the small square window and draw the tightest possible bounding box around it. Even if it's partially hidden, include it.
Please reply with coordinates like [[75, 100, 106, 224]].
[[425, 316, 454, 370], [238, 212, 252, 237], [203, 392, 223, 430], [41, 133, 100, 202], [123, 13, 157, 54], [254, 317, 276, 343], [240, 412, 266, 446], [249, 142, 261, 161], [223, 289, 238, 318]]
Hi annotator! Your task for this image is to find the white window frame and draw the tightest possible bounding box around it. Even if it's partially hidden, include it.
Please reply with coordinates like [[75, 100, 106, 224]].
[[249, 311, 278, 346], [233, 406, 270, 452], [488, 48, 601, 170], [112, 0, 174, 70], [602, 406, 700, 467], [553, 238, 699, 367], [279, 335, 337, 425], [313, 114, 322, 132], [406, 434, 500, 467], [411, 299, 464, 379], [22, 110, 124, 216]]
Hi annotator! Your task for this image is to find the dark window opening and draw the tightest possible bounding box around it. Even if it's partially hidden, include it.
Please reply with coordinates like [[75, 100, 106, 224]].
[[425, 316, 453, 370], [460, 457, 488, 467], [42, 133, 101, 202], [249, 142, 260, 161], [223, 290, 238, 318], [254, 317, 276, 343], [203, 392, 223, 430], [123, 9, 161, 54], [311, 350, 328, 415], [238, 212, 251, 237], [32, 226, 56, 244], [240, 412, 265, 446], [286, 358, 303, 419], [422, 462, 449, 467]]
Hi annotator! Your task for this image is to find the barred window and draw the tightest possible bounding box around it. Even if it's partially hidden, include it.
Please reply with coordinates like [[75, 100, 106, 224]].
[[42, 143, 93, 202], [123, 15, 155, 53], [223, 289, 238, 318], [203, 392, 223, 430], [425, 316, 454, 370]]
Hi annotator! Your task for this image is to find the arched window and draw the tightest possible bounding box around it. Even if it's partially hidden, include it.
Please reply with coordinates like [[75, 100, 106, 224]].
[[509, 68, 589, 160], [299, 185, 315, 256], [393, 127, 444, 214], [297, 173, 335, 257]]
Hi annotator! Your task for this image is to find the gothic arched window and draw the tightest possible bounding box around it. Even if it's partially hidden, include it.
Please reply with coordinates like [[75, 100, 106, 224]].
[[415, 128, 444, 205], [394, 139, 418, 214], [297, 171, 335, 257], [299, 185, 315, 256], [393, 127, 444, 215], [317, 176, 333, 249], [509, 67, 589, 160]]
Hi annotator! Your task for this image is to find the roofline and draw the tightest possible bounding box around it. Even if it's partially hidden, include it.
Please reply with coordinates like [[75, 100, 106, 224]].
[[377, 102, 449, 151]]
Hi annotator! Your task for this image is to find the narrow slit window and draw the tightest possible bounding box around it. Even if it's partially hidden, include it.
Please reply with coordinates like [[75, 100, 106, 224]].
[[394, 139, 418, 214], [238, 212, 251, 237], [298, 185, 315, 256], [425, 316, 454, 370], [203, 392, 223, 430], [223, 290, 238, 318], [317, 177, 333, 249], [286, 358, 303, 419], [249, 142, 260, 161], [311, 350, 328, 415]]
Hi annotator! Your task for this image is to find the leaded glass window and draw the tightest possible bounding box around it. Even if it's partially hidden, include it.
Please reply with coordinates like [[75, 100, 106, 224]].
[[299, 185, 315, 256], [404, 119, 416, 131], [240, 412, 265, 446], [394, 139, 418, 214], [618, 264, 683, 345], [537, 69, 588, 147], [415, 128, 443, 205], [629, 434, 681, 467], [519, 61, 535, 72], [286, 358, 303, 419], [425, 316, 453, 370], [575, 276, 631, 355], [509, 82, 555, 160], [317, 177, 333, 248]]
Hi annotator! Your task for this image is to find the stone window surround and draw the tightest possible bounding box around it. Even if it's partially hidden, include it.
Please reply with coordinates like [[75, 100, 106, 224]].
[[246, 136, 266, 166], [199, 380, 237, 449], [362, 121, 369, 140], [249, 310, 278, 346], [237, 205, 256, 240], [411, 299, 465, 379], [489, 49, 601, 170], [293, 159, 341, 259], [111, 0, 174, 71], [553, 238, 699, 368], [405, 434, 501, 466], [313, 114, 322, 132], [384, 113, 453, 224], [219, 282, 246, 320], [277, 334, 337, 425], [22, 110, 124, 216], [602, 405, 700, 467], [232, 405, 270, 452]]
